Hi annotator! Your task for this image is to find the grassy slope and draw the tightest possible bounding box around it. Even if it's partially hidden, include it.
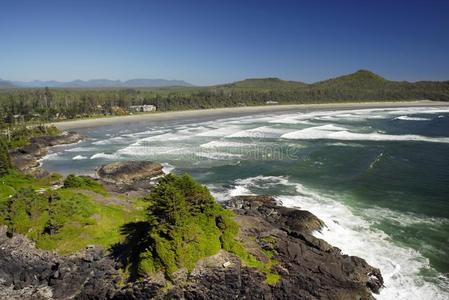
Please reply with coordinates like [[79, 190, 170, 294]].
[[0, 172, 146, 254], [0, 171, 280, 284]]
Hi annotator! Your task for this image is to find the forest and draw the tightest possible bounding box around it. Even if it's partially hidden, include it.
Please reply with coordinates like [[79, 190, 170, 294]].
[[1, 70, 448, 125]]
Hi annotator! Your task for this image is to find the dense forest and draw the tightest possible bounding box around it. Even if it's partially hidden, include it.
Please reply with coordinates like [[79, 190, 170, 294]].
[[1, 70, 448, 124]]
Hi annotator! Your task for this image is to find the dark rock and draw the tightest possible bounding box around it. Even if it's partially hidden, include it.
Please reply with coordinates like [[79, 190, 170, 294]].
[[224, 195, 324, 234], [0, 193, 383, 300], [9, 131, 84, 175], [30, 132, 84, 147], [97, 161, 164, 191]]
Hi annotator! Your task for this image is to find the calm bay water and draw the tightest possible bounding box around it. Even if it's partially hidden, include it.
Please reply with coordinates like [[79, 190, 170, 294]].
[[43, 106, 449, 299]]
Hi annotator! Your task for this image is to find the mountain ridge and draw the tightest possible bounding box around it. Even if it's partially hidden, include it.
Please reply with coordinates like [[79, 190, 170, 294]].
[[1, 70, 448, 89], [6, 78, 193, 88]]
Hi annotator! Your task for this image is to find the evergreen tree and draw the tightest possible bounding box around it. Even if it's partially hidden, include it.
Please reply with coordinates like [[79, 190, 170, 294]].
[[0, 138, 11, 175]]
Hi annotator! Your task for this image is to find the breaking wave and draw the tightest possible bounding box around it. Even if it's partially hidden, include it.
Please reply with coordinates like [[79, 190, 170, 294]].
[[212, 175, 449, 300], [72, 155, 88, 160], [394, 116, 432, 121], [281, 125, 449, 143]]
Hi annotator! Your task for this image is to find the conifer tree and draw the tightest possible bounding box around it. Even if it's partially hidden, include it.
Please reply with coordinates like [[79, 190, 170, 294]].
[[0, 138, 11, 175]]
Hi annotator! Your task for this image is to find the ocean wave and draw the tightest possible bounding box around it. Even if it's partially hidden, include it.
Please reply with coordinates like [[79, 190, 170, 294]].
[[200, 140, 255, 149], [226, 126, 293, 139], [93, 135, 133, 145], [281, 125, 449, 143], [394, 116, 432, 121], [90, 152, 118, 160], [72, 155, 88, 160], [195, 152, 243, 160], [161, 162, 175, 174], [116, 145, 191, 159], [65, 146, 98, 152], [196, 126, 246, 137], [41, 153, 61, 161], [263, 107, 449, 124], [212, 175, 449, 300], [361, 206, 449, 227], [326, 142, 365, 147]]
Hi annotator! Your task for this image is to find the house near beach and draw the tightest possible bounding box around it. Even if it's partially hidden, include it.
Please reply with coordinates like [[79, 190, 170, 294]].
[[129, 104, 157, 113]]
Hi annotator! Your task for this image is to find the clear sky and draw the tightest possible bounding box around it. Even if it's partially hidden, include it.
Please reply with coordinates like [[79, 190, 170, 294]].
[[1, 0, 449, 85]]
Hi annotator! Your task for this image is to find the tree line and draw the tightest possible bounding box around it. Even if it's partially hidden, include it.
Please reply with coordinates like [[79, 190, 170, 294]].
[[1, 71, 448, 124]]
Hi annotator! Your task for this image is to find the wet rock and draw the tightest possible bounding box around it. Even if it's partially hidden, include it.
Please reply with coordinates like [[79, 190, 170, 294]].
[[9, 131, 84, 175], [97, 161, 164, 191]]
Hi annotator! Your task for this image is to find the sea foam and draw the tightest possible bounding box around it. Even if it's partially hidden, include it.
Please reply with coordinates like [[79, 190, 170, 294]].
[[281, 125, 449, 143], [212, 175, 449, 300]]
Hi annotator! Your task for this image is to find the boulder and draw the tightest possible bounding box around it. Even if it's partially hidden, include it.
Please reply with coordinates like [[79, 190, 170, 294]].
[[224, 195, 324, 234], [97, 161, 164, 185], [30, 132, 84, 147]]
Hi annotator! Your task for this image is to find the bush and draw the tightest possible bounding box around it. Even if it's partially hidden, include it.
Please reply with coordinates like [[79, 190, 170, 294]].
[[113, 174, 281, 284], [0, 139, 11, 175], [63, 174, 108, 195], [3, 125, 60, 149], [114, 174, 238, 278]]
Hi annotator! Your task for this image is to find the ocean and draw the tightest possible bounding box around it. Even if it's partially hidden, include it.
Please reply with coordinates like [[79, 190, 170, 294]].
[[42, 105, 449, 299]]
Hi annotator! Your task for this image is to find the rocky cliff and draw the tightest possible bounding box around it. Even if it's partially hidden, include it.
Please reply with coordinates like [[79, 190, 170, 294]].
[[0, 194, 383, 299], [9, 132, 84, 176]]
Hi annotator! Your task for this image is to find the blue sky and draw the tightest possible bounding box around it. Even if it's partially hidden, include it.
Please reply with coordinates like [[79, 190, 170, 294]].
[[1, 0, 449, 85]]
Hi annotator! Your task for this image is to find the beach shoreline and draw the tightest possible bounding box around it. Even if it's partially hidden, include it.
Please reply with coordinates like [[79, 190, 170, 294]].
[[52, 100, 449, 130]]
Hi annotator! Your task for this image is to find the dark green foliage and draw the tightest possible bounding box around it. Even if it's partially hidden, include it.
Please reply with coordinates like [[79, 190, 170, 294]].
[[0, 171, 135, 254], [113, 174, 238, 278], [0, 186, 95, 240], [63, 174, 108, 195], [0, 138, 11, 175], [0, 70, 448, 124], [0, 124, 60, 149]]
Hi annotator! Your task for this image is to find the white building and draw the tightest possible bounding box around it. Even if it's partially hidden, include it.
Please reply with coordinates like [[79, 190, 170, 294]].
[[129, 105, 157, 113]]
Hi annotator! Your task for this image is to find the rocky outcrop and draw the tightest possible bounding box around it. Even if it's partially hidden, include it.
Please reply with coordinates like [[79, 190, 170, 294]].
[[97, 161, 164, 191], [222, 196, 384, 299], [9, 132, 84, 176], [0, 195, 383, 300], [0, 226, 120, 300]]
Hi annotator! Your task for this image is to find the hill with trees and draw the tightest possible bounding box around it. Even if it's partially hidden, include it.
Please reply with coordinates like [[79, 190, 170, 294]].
[[0, 70, 448, 125]]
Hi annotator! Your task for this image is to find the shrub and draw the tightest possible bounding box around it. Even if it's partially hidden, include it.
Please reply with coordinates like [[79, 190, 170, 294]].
[[115, 174, 238, 278], [63, 174, 108, 195], [0, 139, 11, 176]]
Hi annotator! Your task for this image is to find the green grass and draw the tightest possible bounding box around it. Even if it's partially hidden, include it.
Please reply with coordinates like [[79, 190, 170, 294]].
[[1, 171, 281, 286], [264, 273, 281, 286], [38, 189, 145, 254], [0, 171, 145, 255], [63, 174, 108, 196], [220, 219, 280, 285]]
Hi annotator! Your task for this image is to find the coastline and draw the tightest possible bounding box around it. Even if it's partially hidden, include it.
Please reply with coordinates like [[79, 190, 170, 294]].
[[52, 100, 449, 130], [38, 101, 449, 299]]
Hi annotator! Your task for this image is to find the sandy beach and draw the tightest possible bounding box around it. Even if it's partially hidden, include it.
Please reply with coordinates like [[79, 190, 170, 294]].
[[52, 100, 449, 130]]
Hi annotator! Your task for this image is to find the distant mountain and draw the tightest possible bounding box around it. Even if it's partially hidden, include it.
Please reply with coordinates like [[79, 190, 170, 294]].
[[10, 79, 193, 88], [216, 70, 449, 102], [0, 79, 16, 88], [313, 70, 388, 88], [224, 77, 307, 89]]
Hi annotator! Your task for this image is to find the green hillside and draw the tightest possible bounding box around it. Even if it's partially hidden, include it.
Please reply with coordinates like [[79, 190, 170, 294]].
[[0, 70, 448, 124], [224, 77, 307, 90]]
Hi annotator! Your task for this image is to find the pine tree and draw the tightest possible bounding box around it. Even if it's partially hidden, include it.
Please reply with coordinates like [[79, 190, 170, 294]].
[[0, 138, 11, 175]]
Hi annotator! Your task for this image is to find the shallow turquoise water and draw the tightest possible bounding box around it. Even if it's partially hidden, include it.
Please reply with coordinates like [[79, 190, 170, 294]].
[[43, 106, 449, 299]]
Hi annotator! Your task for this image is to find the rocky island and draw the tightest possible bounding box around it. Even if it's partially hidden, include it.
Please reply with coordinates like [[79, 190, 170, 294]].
[[0, 131, 383, 299]]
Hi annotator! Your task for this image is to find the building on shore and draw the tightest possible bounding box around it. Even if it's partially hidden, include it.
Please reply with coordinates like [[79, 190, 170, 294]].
[[129, 104, 157, 113], [266, 101, 279, 105]]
